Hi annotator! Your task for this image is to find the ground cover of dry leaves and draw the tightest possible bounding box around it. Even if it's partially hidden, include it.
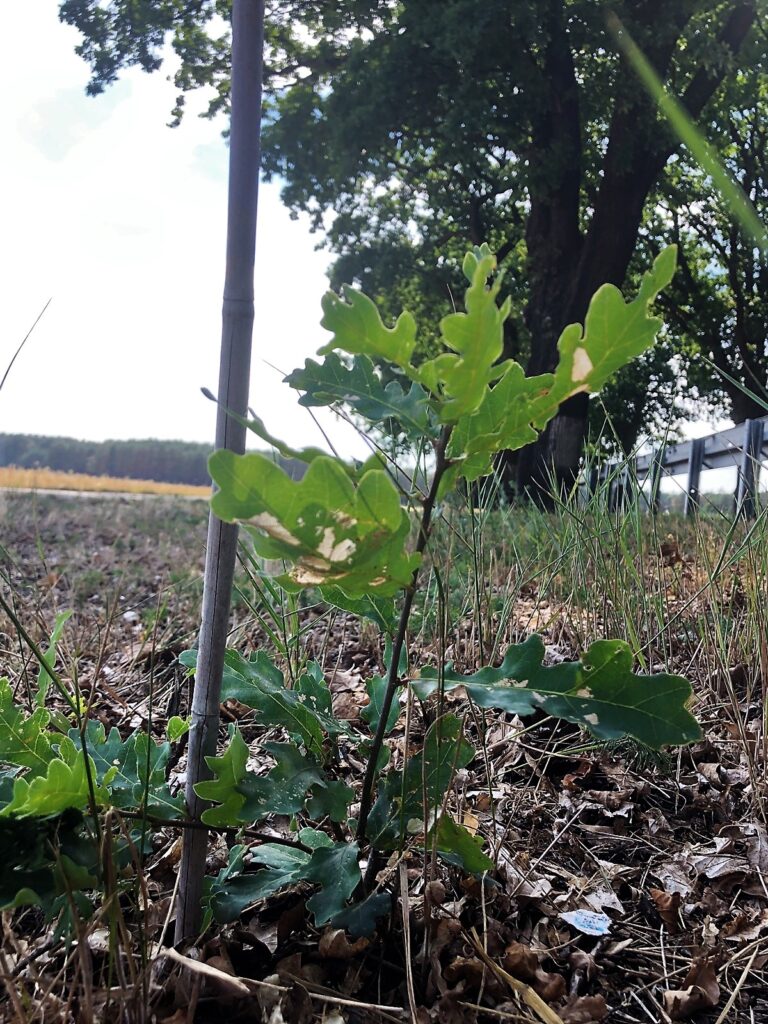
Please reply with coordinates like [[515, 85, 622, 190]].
[[1, 490, 767, 1024]]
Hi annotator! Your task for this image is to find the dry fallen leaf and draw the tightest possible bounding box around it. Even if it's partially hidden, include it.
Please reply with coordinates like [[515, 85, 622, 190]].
[[318, 928, 370, 959], [663, 958, 720, 1020], [559, 994, 609, 1023], [503, 941, 566, 1002], [649, 888, 681, 931]]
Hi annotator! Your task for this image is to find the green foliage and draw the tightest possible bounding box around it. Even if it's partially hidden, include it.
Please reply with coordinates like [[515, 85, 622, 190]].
[[0, 811, 99, 916], [0, 679, 55, 775], [0, 742, 107, 819], [0, 241, 701, 946], [412, 635, 700, 749], [60, 0, 760, 458], [207, 840, 363, 928], [286, 352, 436, 442], [36, 611, 72, 706], [320, 288, 418, 371], [0, 432, 214, 486], [181, 648, 346, 752], [69, 721, 185, 819], [283, 246, 677, 486], [445, 247, 677, 480], [536, 247, 678, 416], [195, 727, 331, 827], [209, 451, 419, 598], [367, 714, 475, 849], [432, 815, 494, 874]]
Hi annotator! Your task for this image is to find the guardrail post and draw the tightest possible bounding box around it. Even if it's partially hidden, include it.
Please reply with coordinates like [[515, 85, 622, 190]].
[[735, 419, 764, 519], [684, 437, 705, 517], [588, 465, 600, 500], [649, 446, 664, 513]]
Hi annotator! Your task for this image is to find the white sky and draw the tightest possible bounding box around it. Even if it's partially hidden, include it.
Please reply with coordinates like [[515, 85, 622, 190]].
[[1, 2, 371, 459]]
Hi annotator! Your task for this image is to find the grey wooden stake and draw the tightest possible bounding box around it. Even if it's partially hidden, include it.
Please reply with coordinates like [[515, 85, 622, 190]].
[[684, 437, 705, 517], [175, 0, 265, 943]]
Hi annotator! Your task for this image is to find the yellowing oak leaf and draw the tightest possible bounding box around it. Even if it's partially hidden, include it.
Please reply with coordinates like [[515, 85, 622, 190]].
[[209, 451, 419, 597]]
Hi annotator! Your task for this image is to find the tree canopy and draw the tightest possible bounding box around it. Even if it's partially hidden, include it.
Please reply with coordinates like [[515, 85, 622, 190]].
[[60, 0, 764, 486]]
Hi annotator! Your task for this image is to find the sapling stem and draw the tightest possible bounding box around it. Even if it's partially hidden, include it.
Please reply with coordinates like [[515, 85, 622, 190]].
[[355, 426, 452, 846]]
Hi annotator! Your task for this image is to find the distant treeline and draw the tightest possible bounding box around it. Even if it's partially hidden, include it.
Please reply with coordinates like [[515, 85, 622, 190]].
[[0, 434, 213, 486]]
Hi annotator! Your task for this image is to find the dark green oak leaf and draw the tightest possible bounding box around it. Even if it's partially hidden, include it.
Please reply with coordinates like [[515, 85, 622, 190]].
[[209, 841, 361, 928], [286, 352, 436, 439], [367, 714, 474, 849], [307, 780, 354, 823], [412, 634, 700, 749], [303, 841, 362, 925], [197, 729, 327, 826], [329, 892, 393, 938]]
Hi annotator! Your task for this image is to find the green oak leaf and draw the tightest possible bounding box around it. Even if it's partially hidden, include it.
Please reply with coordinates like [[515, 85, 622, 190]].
[[412, 634, 700, 749], [320, 287, 418, 372], [329, 892, 393, 938], [209, 451, 419, 598], [307, 779, 354, 823], [419, 248, 512, 421], [0, 740, 108, 818], [196, 726, 250, 826], [167, 716, 190, 742], [430, 815, 493, 874], [447, 363, 554, 481], [532, 245, 677, 422], [319, 587, 397, 634], [209, 841, 361, 927], [360, 674, 400, 735], [286, 353, 436, 440], [0, 679, 55, 776], [295, 662, 333, 717], [210, 843, 312, 923], [185, 648, 337, 754], [197, 730, 327, 826], [367, 714, 474, 849], [0, 811, 98, 916], [222, 651, 331, 753], [69, 721, 184, 819], [240, 743, 325, 820], [303, 841, 362, 925], [297, 827, 334, 850]]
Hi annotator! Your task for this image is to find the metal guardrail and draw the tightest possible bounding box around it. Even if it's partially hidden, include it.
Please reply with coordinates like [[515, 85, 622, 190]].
[[592, 416, 768, 517]]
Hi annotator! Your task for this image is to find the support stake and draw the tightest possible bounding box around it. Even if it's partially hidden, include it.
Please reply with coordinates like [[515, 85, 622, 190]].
[[175, 0, 265, 943]]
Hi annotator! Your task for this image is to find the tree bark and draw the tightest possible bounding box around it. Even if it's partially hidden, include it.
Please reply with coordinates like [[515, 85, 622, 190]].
[[514, 0, 757, 504]]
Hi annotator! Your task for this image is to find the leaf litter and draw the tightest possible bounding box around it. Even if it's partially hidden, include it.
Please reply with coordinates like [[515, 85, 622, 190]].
[[0, 492, 767, 1021]]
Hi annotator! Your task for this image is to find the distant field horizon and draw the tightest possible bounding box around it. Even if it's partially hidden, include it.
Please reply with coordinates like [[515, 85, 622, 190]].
[[0, 465, 210, 498]]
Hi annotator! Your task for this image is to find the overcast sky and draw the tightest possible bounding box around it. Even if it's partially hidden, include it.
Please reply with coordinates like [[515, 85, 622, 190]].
[[1, 3, 372, 458]]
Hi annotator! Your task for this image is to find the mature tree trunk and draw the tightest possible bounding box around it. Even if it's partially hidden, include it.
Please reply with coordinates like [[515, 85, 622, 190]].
[[514, 0, 757, 505], [727, 381, 768, 423]]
